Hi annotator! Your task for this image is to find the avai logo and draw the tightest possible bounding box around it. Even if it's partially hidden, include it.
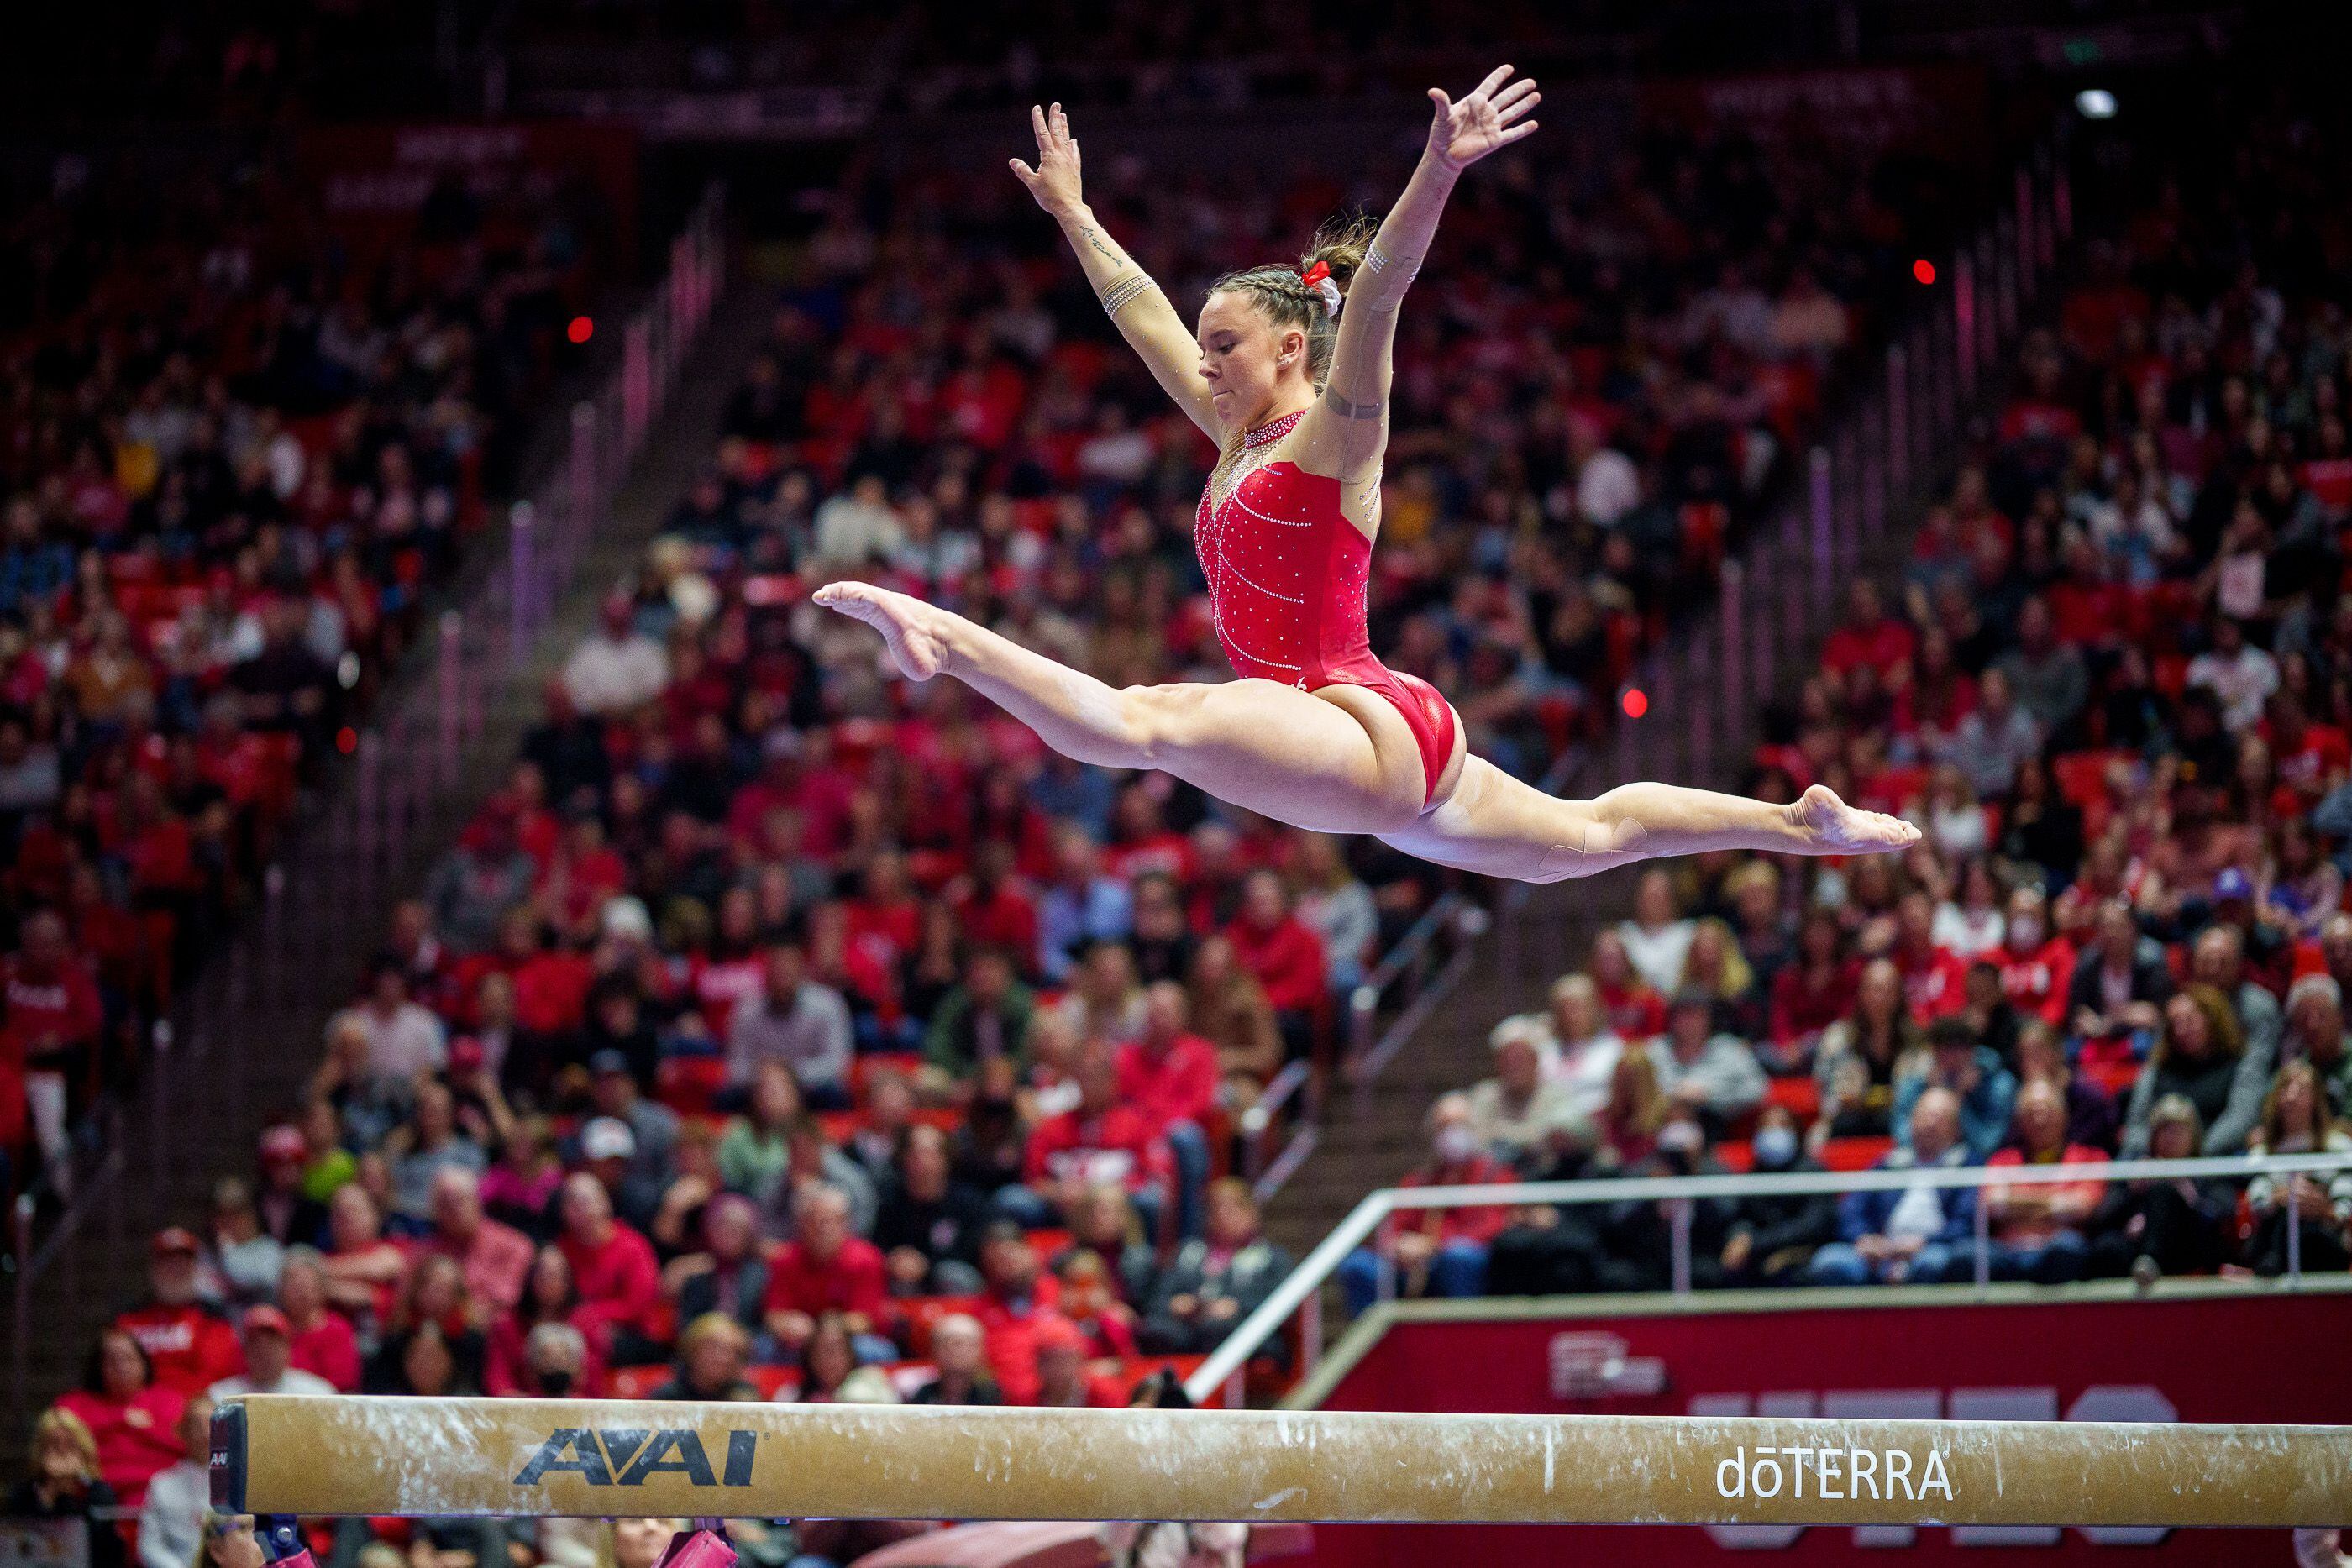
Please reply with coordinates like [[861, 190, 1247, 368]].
[[513, 1429, 759, 1487]]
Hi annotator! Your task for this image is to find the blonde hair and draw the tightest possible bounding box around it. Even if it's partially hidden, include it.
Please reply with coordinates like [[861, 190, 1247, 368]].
[[30, 1407, 98, 1483], [1209, 213, 1380, 386]]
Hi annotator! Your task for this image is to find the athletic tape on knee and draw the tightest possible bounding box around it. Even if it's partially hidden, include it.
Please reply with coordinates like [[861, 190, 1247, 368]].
[[1537, 818, 1647, 878]]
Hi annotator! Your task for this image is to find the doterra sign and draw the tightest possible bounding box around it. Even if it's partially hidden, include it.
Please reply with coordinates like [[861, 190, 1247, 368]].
[[1690, 1383, 2176, 1549]]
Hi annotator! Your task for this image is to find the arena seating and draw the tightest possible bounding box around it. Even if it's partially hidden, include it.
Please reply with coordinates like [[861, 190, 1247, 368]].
[[0, 148, 601, 1200], [1395, 87, 2352, 1307]]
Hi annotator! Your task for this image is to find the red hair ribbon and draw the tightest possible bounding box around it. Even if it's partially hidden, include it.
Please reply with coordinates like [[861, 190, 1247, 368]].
[[1299, 260, 1341, 319]]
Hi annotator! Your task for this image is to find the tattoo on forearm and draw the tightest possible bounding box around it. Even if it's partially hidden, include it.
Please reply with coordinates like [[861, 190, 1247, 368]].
[[1078, 225, 1121, 265], [1099, 274, 1157, 317], [1322, 386, 1384, 420]]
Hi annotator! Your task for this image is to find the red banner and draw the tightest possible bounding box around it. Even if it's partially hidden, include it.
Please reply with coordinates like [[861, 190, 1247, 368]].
[[1303, 1288, 2352, 1565], [295, 121, 639, 266], [1640, 65, 1991, 169]]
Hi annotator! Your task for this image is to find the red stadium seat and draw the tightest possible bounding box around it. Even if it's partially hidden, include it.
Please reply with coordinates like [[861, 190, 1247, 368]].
[[1819, 1136, 1896, 1172], [1765, 1076, 1820, 1122]]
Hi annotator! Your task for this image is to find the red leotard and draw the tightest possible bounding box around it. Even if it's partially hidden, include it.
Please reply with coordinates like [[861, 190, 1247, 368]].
[[1194, 410, 1458, 809]]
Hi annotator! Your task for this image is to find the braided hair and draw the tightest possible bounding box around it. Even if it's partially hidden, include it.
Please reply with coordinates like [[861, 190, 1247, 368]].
[[1208, 212, 1379, 387]]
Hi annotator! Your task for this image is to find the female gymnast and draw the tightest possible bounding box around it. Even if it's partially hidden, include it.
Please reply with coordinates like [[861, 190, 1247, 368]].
[[816, 66, 1919, 882]]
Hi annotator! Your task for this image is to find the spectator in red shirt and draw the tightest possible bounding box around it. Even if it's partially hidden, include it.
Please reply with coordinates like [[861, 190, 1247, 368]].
[[486, 1244, 610, 1397], [1982, 1080, 2108, 1282], [1337, 1093, 1511, 1315], [1224, 869, 1326, 1062], [424, 1166, 535, 1316], [1820, 580, 1917, 681], [970, 1222, 1063, 1404], [1765, 909, 1859, 1067], [1891, 889, 1970, 1020], [53, 1329, 184, 1510], [1024, 1039, 1173, 1239], [1030, 1314, 1122, 1408], [113, 1229, 240, 1398], [274, 1250, 360, 1392], [1116, 982, 1220, 1240], [1996, 885, 2075, 1028], [759, 1181, 889, 1361], [5, 909, 106, 1183], [554, 1172, 661, 1365], [1590, 930, 1668, 1042]]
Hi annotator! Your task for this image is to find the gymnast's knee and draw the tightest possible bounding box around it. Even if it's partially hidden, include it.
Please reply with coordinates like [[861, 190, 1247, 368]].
[[1534, 811, 1651, 881], [1116, 683, 1208, 763]]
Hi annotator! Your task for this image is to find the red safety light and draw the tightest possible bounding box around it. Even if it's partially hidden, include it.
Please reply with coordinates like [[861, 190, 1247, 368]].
[[1621, 688, 1649, 719], [336, 726, 359, 754], [567, 316, 595, 344], [1912, 259, 1937, 286]]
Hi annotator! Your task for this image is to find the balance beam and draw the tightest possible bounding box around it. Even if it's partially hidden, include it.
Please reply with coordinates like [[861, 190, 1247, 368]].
[[209, 1396, 2352, 1528]]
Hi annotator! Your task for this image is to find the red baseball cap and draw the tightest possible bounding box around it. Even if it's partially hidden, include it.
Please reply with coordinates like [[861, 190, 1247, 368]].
[[241, 1305, 291, 1337], [1032, 1317, 1089, 1357], [151, 1227, 200, 1257]]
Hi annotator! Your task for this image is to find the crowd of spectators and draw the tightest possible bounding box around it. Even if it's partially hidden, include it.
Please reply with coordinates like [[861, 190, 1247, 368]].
[[0, 149, 606, 1202], [1352, 97, 2352, 1309], [23, 93, 1956, 1566]]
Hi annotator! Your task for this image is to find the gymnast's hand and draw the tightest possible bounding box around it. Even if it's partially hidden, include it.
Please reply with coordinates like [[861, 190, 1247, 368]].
[[1009, 102, 1085, 219], [1425, 65, 1541, 173]]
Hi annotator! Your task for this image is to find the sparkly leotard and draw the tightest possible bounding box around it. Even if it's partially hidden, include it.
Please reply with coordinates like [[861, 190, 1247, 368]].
[[1194, 410, 1459, 810]]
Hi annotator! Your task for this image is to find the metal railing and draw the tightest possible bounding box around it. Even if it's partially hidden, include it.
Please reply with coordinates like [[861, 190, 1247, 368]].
[[1183, 1148, 2352, 1408], [5, 190, 730, 1428], [1237, 891, 1484, 1204]]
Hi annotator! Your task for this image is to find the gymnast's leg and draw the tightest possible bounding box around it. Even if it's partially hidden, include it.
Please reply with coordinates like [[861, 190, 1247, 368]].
[[815, 582, 1428, 831], [1380, 754, 1919, 883]]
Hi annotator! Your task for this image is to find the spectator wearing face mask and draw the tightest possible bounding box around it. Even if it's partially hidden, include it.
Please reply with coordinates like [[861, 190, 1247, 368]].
[[1713, 1106, 1839, 1287], [1336, 1093, 1510, 1315], [1994, 886, 2075, 1029], [520, 1321, 594, 1398]]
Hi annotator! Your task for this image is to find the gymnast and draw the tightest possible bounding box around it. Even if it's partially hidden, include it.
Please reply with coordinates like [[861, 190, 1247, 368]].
[[816, 66, 1919, 882]]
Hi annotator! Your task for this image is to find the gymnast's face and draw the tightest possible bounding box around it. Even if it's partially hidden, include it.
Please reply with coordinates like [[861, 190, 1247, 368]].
[[1198, 291, 1307, 432]]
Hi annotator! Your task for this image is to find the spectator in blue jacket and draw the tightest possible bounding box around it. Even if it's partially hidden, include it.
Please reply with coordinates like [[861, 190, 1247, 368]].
[[1807, 1087, 1977, 1286], [1893, 1018, 2018, 1162]]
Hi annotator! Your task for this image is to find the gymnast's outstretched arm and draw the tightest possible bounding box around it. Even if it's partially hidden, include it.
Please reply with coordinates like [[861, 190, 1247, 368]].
[[1294, 65, 1541, 517], [1011, 102, 1222, 439]]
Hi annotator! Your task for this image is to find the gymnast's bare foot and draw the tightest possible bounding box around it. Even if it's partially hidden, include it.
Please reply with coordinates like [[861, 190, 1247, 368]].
[[813, 581, 952, 681], [1788, 784, 1921, 854]]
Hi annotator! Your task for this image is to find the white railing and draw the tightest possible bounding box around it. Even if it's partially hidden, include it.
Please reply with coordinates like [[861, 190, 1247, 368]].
[[1182, 1150, 2352, 1407]]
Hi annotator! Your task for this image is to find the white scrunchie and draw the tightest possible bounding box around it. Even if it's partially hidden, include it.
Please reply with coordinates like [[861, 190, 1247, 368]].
[[1310, 273, 1341, 319]]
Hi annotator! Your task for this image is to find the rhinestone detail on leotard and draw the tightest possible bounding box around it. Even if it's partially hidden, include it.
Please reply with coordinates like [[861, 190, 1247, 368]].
[[1190, 408, 1459, 809]]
